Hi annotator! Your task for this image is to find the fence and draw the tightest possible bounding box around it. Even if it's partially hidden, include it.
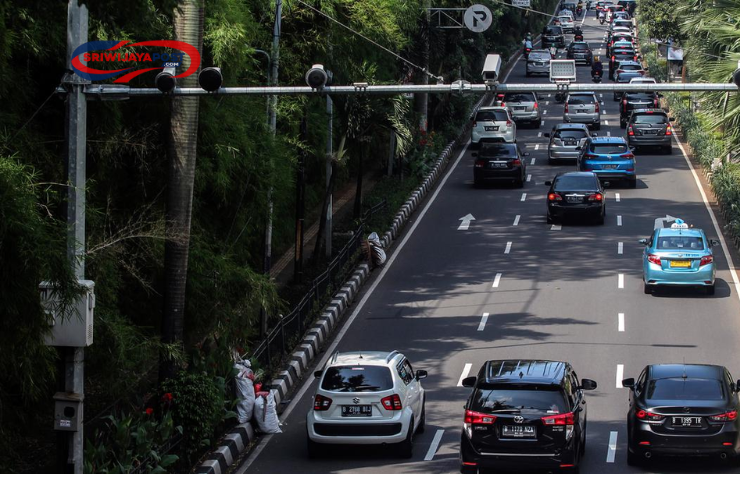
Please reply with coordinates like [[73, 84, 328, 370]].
[[249, 200, 387, 373]]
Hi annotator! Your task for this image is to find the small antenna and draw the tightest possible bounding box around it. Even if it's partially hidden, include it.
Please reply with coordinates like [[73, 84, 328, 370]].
[[682, 357, 687, 379]]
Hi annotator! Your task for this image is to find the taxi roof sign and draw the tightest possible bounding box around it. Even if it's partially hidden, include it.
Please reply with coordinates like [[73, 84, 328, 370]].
[[671, 219, 689, 229]]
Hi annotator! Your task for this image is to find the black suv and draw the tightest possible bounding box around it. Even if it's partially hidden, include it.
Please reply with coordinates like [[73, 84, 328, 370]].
[[472, 142, 529, 188], [620, 91, 660, 128], [460, 360, 597, 473], [626, 109, 674, 153], [542, 25, 565, 49], [622, 364, 740, 467], [567, 41, 593, 65]]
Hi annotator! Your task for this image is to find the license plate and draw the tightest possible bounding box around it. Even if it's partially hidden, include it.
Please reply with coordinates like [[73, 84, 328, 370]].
[[566, 196, 582, 203], [513, 106, 524, 111], [577, 109, 589, 113], [488, 162, 508, 168], [602, 164, 618, 169], [644, 130, 658, 134], [502, 425, 537, 438], [670, 260, 692, 268], [485, 126, 499, 131], [341, 405, 372, 417], [672, 416, 702, 427]]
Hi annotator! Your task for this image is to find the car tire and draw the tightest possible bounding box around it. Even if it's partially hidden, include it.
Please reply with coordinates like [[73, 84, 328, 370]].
[[473, 177, 481, 188], [533, 119, 542, 129], [307, 435, 322, 459], [398, 418, 414, 458], [643, 283, 652, 294], [526, 71, 531, 77], [707, 284, 716, 296], [664, 145, 673, 155], [596, 213, 605, 225], [548, 157, 556, 166], [417, 401, 426, 434]]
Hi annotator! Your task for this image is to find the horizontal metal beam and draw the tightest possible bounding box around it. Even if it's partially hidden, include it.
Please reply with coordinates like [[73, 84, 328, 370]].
[[75, 82, 739, 100]]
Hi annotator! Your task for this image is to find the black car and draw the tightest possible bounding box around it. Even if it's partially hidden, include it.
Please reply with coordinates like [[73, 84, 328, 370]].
[[460, 360, 597, 473], [613, 71, 644, 100], [472, 142, 529, 188], [542, 25, 565, 49], [567, 41, 593, 65], [545, 172, 606, 224], [620, 91, 660, 128], [623, 364, 740, 466], [627, 109, 675, 153]]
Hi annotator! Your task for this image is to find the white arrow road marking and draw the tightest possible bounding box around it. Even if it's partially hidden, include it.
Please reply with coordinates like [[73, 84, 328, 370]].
[[424, 430, 445, 461], [545, 101, 550, 106], [606, 431, 618, 463], [540, 120, 545, 127], [616, 364, 624, 388], [504, 242, 512, 254], [551, 224, 562, 231], [618, 242, 623, 254], [458, 213, 475, 230], [602, 110, 607, 114], [654, 214, 678, 230], [616, 193, 620, 202], [617, 215, 622, 226], [457, 363, 473, 387], [513, 215, 521, 226], [605, 120, 610, 126], [492, 273, 502, 288], [521, 193, 527, 202], [618, 274, 624, 289], [477, 313, 490, 331]]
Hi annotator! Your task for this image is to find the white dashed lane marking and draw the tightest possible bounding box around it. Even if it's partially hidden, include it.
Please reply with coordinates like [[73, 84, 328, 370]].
[[619, 312, 625, 331], [618, 274, 624, 289], [521, 193, 527, 202], [616, 193, 620, 202], [527, 174, 532, 182], [530, 158, 536, 165], [617, 215, 622, 226], [606, 431, 618, 463], [477, 312, 490, 332], [424, 430, 445, 461], [504, 241, 512, 254], [513, 215, 521, 226], [616, 365, 624, 388], [618, 242, 623, 254], [551, 224, 562, 231], [492, 273, 502, 288]]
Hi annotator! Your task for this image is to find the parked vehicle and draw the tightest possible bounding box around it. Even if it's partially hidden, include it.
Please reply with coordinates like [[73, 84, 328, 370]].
[[471, 106, 516, 147], [472, 142, 529, 188], [577, 136, 637, 188], [626, 109, 674, 153], [545, 172, 607, 224], [460, 359, 597, 473]]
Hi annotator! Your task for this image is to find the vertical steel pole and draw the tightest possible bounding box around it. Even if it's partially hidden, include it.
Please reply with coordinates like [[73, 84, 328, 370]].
[[64, 0, 87, 474], [294, 117, 306, 283], [417, 0, 430, 132], [325, 94, 333, 257]]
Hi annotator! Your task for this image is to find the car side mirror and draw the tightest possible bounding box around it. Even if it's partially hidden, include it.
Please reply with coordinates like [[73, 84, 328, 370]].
[[580, 378, 598, 390], [639, 238, 648, 245], [736, 379, 740, 393], [461, 376, 477, 388], [544, 132, 551, 137], [471, 152, 478, 157], [622, 378, 635, 389], [416, 370, 428, 380], [314, 370, 323, 379], [544, 180, 552, 186], [711, 239, 720, 246]]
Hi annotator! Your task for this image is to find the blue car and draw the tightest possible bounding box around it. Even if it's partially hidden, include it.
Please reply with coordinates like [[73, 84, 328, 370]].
[[578, 136, 637, 188], [641, 219, 719, 295]]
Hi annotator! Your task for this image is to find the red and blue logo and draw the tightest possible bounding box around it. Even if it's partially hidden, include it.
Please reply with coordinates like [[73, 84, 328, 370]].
[[70, 40, 200, 83]]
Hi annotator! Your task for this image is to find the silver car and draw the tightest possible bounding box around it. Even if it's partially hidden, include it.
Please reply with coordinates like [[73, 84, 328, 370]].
[[545, 123, 594, 164], [501, 92, 541, 128], [563, 92, 602, 129], [526, 50, 552, 77], [471, 106, 516, 146]]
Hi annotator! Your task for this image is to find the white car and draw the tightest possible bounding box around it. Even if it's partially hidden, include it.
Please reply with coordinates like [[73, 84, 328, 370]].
[[471, 106, 516, 146], [629, 77, 656, 84], [556, 14, 575, 33], [307, 350, 427, 458]]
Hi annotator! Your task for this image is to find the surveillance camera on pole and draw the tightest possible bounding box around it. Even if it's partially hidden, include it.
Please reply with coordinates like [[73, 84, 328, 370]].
[[482, 54, 502, 87], [199, 67, 223, 92], [306, 64, 329, 90], [155, 66, 177, 93]]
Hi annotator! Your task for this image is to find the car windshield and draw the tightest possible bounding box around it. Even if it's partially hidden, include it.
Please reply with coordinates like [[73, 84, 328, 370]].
[[321, 365, 393, 392], [646, 378, 724, 401], [546, 26, 563, 34], [633, 114, 668, 124], [568, 95, 595, 105], [656, 235, 705, 250], [617, 72, 642, 82], [571, 42, 589, 50], [591, 143, 628, 154], [475, 110, 508, 122], [470, 388, 568, 414], [529, 51, 551, 60], [504, 93, 535, 103], [554, 175, 598, 190], [479, 144, 517, 157], [555, 130, 588, 139]]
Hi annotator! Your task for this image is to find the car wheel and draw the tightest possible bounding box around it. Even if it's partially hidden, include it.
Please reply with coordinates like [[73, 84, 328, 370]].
[[643, 283, 652, 294], [307, 435, 322, 459], [417, 400, 426, 434], [473, 177, 481, 188], [664, 145, 673, 155], [707, 284, 716, 296], [526, 71, 531, 77], [398, 418, 414, 458], [533, 119, 542, 129], [548, 157, 555, 166]]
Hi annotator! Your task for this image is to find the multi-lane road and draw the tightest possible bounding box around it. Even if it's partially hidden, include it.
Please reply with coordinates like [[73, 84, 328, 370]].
[[242, 12, 740, 474]]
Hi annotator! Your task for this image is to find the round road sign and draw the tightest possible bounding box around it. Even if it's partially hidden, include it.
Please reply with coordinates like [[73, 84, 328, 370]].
[[464, 5, 493, 33]]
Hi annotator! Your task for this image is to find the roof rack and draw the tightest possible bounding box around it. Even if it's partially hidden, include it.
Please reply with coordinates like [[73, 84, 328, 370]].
[[386, 350, 400, 363]]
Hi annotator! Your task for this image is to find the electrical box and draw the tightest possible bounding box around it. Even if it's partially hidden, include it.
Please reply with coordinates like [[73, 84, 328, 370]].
[[53, 392, 83, 432], [40, 280, 95, 347], [550, 59, 577, 82]]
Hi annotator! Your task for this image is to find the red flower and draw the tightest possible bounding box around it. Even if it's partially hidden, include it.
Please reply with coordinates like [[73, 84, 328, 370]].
[[419, 138, 428, 146], [145, 407, 154, 416], [162, 392, 173, 403]]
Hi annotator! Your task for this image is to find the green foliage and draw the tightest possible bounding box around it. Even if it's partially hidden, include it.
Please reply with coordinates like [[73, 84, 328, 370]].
[[637, 0, 683, 42]]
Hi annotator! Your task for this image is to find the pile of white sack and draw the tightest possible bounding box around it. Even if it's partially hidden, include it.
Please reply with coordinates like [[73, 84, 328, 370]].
[[233, 358, 281, 434]]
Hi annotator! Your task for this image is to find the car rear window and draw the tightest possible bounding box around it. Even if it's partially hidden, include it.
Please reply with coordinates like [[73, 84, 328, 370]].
[[626, 92, 656, 99], [321, 365, 393, 392], [545, 26, 563, 35], [647, 378, 724, 400], [617, 72, 642, 82], [554, 129, 588, 139], [590, 143, 628, 154], [656, 235, 705, 250], [554, 175, 598, 190], [479, 144, 517, 157], [568, 94, 595, 105], [529, 51, 551, 61], [470, 388, 568, 414], [504, 93, 535, 103], [618, 63, 641, 70], [633, 114, 668, 124], [571, 42, 589, 50], [476, 110, 508, 122]]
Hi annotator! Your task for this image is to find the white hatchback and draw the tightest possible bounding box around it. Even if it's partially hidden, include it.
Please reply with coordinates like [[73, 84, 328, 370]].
[[307, 350, 427, 458], [471, 106, 516, 147]]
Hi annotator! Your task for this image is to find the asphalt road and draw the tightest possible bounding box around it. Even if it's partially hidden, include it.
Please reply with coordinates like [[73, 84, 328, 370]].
[[243, 12, 740, 474]]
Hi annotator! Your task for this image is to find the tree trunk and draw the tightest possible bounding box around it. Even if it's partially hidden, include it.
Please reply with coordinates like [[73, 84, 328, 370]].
[[160, 0, 204, 383], [353, 142, 363, 219]]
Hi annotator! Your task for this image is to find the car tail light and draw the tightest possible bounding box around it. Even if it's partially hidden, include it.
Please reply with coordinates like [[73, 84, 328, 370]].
[[709, 410, 738, 422], [648, 254, 661, 266], [595, 100, 600, 113], [665, 125, 673, 135], [626, 168, 634, 172], [653, 97, 659, 107], [500, 102, 506, 107], [464, 410, 497, 425], [381, 394, 403, 411], [700, 255, 714, 266], [612, 56, 616, 61], [620, 152, 634, 159], [564, 102, 569, 113], [548, 192, 562, 201], [542, 412, 575, 425], [588, 193, 604, 202], [635, 408, 664, 422], [623, 99, 628, 110], [474, 159, 485, 168], [534, 101, 539, 109], [506, 120, 513, 127], [511, 159, 522, 167], [628, 125, 635, 136], [314, 394, 332, 411]]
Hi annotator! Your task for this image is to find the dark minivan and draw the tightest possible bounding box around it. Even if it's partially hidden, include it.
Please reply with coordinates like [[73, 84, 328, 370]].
[[623, 364, 740, 467], [460, 360, 597, 473], [472, 142, 529, 188], [542, 25, 565, 49]]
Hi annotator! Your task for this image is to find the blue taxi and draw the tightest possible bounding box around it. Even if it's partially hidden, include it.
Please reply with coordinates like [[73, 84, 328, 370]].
[[640, 219, 719, 295], [577, 136, 637, 188]]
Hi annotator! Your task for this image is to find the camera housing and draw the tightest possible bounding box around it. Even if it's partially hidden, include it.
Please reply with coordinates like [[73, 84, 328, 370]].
[[481, 54, 502, 85], [306, 64, 329, 89]]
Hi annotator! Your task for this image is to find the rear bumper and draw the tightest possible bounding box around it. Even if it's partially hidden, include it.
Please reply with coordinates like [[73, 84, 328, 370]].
[[549, 149, 580, 160], [475, 168, 523, 181], [460, 432, 577, 471], [628, 136, 671, 147], [629, 428, 740, 457], [471, 129, 515, 144], [548, 203, 603, 219], [526, 66, 550, 75], [511, 111, 539, 122], [644, 263, 715, 286], [307, 411, 410, 445], [590, 169, 636, 180], [564, 113, 599, 124]]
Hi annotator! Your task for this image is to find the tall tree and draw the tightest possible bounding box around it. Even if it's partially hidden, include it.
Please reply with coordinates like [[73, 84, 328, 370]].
[[160, 0, 204, 382]]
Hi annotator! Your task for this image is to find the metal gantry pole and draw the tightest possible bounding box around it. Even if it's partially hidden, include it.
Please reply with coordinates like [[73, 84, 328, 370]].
[[325, 94, 333, 258], [63, 0, 88, 474]]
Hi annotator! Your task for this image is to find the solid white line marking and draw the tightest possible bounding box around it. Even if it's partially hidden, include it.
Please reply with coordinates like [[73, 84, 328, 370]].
[[521, 193, 527, 201], [477, 312, 490, 332], [618, 242, 623, 255], [618, 275, 624, 289], [616, 365, 624, 388], [527, 174, 532, 182], [530, 158, 536, 165], [424, 430, 445, 461], [458, 363, 473, 387], [535, 144, 540, 150], [551, 224, 562, 231], [607, 131, 611, 137], [538, 132, 542, 137], [606, 431, 618, 463], [492, 273, 502, 288], [674, 130, 740, 303], [513, 215, 521, 226], [616, 193, 620, 202], [504, 241, 512, 254], [617, 215, 622, 226]]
